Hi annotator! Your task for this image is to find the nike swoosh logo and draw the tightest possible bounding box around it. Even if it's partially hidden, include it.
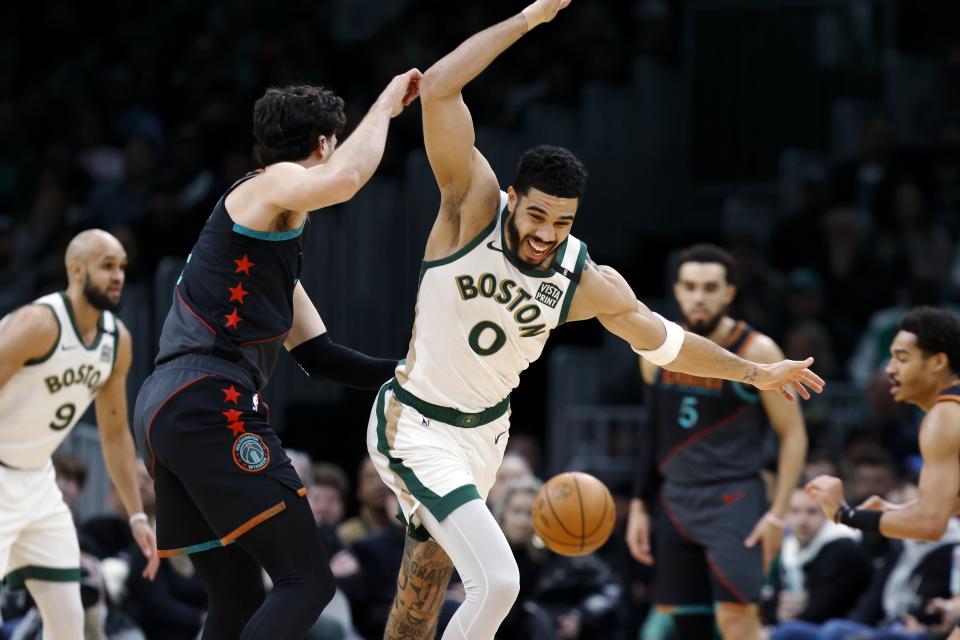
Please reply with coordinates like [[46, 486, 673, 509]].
[[486, 241, 503, 253], [61, 344, 78, 351], [494, 430, 507, 444]]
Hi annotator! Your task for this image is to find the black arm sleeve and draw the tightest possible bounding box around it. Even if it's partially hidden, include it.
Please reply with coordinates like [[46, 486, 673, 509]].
[[289, 333, 398, 390], [632, 378, 661, 503]]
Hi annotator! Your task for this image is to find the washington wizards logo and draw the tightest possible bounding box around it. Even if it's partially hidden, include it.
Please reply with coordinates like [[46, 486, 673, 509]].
[[232, 433, 270, 472]]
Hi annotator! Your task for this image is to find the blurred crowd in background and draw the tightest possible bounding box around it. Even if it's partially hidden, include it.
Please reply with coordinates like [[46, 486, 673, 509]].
[[4, 0, 960, 638]]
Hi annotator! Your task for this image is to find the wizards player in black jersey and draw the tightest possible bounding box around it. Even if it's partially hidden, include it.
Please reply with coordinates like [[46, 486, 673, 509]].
[[806, 307, 960, 638], [628, 245, 808, 640], [132, 71, 421, 640]]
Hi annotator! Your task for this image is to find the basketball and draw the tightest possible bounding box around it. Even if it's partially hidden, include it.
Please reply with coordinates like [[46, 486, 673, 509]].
[[532, 471, 616, 557]]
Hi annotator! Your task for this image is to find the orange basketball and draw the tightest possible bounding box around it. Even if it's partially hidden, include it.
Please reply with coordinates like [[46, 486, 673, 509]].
[[531, 472, 616, 557]]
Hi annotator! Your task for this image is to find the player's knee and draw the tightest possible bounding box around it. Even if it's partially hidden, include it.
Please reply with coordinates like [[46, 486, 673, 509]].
[[483, 559, 520, 613], [304, 558, 336, 611]]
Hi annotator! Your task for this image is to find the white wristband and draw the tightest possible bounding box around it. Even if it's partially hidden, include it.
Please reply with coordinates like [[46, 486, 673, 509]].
[[129, 512, 148, 527], [633, 313, 685, 366]]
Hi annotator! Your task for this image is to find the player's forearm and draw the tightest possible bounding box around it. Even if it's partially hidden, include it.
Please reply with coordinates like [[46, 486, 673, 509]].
[[879, 503, 950, 541], [100, 428, 145, 517], [321, 101, 393, 194], [771, 426, 807, 518], [421, 15, 528, 100], [665, 332, 761, 384]]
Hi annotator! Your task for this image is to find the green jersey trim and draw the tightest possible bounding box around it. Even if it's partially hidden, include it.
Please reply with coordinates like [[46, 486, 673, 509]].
[[4, 565, 82, 588], [558, 243, 589, 325], [59, 292, 105, 351], [24, 304, 61, 365]]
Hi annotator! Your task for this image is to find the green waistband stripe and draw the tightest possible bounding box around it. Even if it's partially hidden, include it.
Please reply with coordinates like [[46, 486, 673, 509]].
[[389, 379, 509, 428], [4, 565, 82, 588]]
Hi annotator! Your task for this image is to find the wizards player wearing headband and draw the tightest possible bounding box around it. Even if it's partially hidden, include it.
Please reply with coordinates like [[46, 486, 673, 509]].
[[806, 307, 960, 638], [132, 70, 421, 640]]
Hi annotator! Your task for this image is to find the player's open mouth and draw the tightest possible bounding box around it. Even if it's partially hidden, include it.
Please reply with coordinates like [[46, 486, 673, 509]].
[[526, 238, 550, 259], [889, 379, 900, 395]]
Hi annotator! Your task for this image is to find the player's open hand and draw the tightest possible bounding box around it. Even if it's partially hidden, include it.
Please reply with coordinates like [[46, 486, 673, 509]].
[[804, 475, 845, 522], [744, 512, 785, 574], [132, 519, 160, 580], [380, 69, 423, 118], [752, 357, 825, 401]]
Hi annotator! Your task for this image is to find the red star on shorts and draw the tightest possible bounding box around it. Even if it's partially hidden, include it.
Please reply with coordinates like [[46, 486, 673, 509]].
[[222, 385, 240, 404], [233, 254, 255, 275], [222, 409, 243, 423], [224, 308, 242, 329], [227, 282, 249, 304], [227, 421, 246, 436]]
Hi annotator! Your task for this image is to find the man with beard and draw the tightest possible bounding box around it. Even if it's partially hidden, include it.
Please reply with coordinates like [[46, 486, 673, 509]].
[[626, 244, 808, 640], [0, 229, 159, 639], [367, 4, 824, 639], [806, 306, 960, 640]]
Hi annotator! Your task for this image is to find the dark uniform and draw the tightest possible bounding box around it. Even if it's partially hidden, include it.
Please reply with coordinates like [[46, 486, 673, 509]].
[[635, 321, 769, 607], [133, 172, 307, 557]]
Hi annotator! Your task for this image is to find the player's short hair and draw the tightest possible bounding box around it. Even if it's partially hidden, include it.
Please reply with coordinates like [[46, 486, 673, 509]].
[[675, 244, 739, 286], [899, 306, 960, 375], [312, 462, 350, 500], [513, 145, 587, 200], [253, 85, 346, 166]]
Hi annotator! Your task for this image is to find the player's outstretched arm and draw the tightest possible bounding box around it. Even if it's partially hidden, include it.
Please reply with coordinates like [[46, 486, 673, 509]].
[[567, 261, 824, 400], [0, 305, 59, 390], [94, 322, 159, 580], [808, 403, 960, 541], [260, 69, 422, 213], [420, 0, 571, 209], [284, 282, 396, 389]]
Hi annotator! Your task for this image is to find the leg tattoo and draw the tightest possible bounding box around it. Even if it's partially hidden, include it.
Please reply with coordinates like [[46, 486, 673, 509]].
[[384, 535, 455, 640]]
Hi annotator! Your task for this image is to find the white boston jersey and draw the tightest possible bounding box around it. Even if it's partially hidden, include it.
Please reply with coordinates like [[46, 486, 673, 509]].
[[0, 293, 118, 469], [397, 191, 587, 412]]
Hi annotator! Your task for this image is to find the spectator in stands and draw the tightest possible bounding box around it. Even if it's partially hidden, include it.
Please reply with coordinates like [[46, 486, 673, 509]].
[[769, 488, 871, 634], [802, 450, 840, 484], [337, 458, 392, 546], [774, 484, 960, 640], [310, 463, 350, 528], [52, 454, 89, 521], [486, 452, 533, 511], [494, 476, 621, 640], [848, 452, 901, 507]]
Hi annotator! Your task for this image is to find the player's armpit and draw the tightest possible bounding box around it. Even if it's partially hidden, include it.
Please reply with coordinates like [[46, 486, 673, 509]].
[[385, 535, 455, 640]]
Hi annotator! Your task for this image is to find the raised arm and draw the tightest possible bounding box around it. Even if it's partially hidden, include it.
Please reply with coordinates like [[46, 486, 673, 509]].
[[420, 0, 571, 221], [257, 70, 422, 213], [566, 261, 824, 399]]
